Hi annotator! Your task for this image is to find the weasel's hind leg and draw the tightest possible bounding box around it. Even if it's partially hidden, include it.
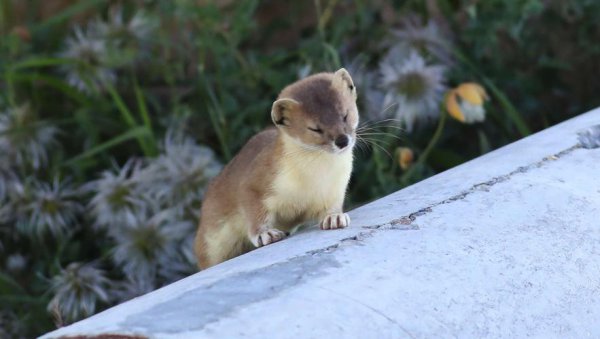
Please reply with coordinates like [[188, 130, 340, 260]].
[[194, 224, 212, 269], [195, 220, 251, 269]]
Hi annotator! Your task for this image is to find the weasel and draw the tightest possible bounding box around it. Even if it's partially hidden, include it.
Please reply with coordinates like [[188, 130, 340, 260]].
[[194, 68, 358, 269]]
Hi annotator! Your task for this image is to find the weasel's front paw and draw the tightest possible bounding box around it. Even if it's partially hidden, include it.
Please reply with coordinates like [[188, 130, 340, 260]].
[[252, 229, 287, 247], [321, 213, 350, 230]]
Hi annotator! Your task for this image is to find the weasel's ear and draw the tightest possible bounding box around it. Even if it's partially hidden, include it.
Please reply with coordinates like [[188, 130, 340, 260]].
[[333, 68, 357, 100], [271, 98, 300, 127]]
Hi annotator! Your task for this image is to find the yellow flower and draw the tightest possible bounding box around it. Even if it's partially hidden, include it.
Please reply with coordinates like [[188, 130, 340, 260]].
[[396, 147, 414, 170], [445, 82, 489, 123]]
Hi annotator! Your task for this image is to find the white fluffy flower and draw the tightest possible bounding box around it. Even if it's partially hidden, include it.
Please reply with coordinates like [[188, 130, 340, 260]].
[[0, 105, 57, 169], [86, 159, 147, 231], [5, 253, 27, 272], [391, 17, 452, 64], [138, 132, 222, 216], [60, 26, 115, 93], [97, 6, 156, 47], [0, 310, 25, 339], [95, 6, 158, 68], [380, 47, 446, 131], [16, 178, 83, 238], [47, 263, 110, 324], [111, 209, 193, 291]]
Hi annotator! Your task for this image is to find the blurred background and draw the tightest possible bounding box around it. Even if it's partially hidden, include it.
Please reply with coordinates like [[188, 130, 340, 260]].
[[1, 0, 599, 336]]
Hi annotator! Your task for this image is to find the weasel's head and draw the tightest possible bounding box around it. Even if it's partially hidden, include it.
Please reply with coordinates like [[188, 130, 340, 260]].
[[271, 68, 359, 154]]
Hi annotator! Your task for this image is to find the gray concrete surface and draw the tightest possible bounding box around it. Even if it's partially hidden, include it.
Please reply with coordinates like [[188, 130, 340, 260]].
[[43, 108, 600, 339]]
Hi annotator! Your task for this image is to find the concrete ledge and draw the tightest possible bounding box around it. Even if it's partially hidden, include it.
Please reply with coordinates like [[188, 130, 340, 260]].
[[43, 108, 600, 338]]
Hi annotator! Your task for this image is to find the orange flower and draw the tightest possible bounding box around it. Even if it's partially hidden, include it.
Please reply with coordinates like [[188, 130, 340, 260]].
[[397, 147, 414, 170], [446, 82, 489, 123]]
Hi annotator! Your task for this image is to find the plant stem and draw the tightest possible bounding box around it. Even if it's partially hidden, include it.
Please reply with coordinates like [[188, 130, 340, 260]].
[[450, 47, 531, 136], [400, 110, 447, 184]]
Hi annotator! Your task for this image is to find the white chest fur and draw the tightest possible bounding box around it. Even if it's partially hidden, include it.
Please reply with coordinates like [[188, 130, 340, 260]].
[[264, 139, 353, 226]]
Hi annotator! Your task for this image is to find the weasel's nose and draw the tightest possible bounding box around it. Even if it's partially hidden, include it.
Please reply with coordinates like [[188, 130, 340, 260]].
[[334, 134, 349, 149]]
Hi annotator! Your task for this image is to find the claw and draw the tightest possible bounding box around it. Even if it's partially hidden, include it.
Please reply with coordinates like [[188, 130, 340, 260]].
[[252, 229, 287, 247], [320, 213, 350, 230]]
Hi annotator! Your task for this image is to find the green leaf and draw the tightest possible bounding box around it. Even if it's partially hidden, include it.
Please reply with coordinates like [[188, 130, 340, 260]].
[[105, 82, 154, 156], [64, 126, 151, 165], [30, 0, 105, 33], [478, 129, 492, 154], [133, 78, 157, 155], [0, 271, 26, 295], [9, 57, 75, 71], [7, 72, 92, 106], [203, 77, 232, 160], [105, 83, 137, 128], [322, 42, 341, 69], [429, 149, 468, 168], [482, 78, 531, 136], [0, 294, 45, 305]]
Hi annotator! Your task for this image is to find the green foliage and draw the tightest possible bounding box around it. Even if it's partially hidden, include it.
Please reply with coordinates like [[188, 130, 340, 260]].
[[0, 0, 598, 336]]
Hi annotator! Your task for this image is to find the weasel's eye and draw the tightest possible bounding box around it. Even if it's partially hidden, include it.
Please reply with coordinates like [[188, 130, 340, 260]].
[[308, 126, 323, 134], [343, 113, 348, 122], [348, 84, 354, 91]]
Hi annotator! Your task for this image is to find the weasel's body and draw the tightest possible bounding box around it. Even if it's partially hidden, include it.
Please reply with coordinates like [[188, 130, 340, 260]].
[[195, 69, 358, 268]]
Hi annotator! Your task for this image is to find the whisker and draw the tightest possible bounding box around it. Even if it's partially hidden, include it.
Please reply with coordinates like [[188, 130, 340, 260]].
[[357, 127, 405, 135], [354, 139, 368, 156], [357, 133, 400, 142], [358, 119, 405, 133], [357, 132, 403, 140], [360, 139, 392, 149], [358, 121, 405, 130], [359, 116, 402, 128], [356, 136, 393, 159], [365, 141, 392, 159], [377, 102, 399, 118]]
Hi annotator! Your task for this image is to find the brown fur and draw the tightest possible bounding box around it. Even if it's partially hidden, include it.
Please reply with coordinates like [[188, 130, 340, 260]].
[[195, 69, 358, 268]]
